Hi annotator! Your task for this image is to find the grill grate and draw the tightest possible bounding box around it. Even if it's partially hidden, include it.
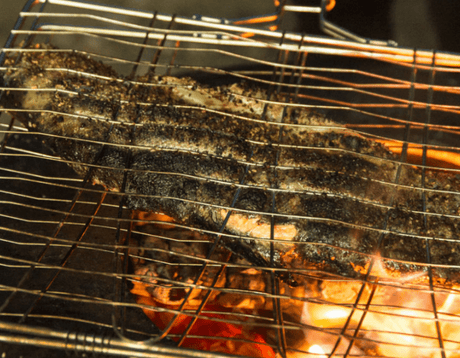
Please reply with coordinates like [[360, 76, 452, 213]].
[[1, 1, 460, 357]]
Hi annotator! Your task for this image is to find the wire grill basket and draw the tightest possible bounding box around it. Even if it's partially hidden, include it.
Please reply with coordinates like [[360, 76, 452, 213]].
[[1, 1, 460, 357]]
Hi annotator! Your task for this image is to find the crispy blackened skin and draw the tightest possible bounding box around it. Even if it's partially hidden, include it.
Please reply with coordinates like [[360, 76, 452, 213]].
[[3, 45, 460, 284]]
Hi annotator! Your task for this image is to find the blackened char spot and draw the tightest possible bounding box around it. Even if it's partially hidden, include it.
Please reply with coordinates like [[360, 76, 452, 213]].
[[283, 146, 381, 177], [297, 221, 379, 277], [306, 168, 367, 196], [235, 188, 268, 212], [300, 193, 387, 227]]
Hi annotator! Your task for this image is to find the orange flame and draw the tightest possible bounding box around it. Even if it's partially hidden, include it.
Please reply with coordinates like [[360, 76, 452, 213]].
[[130, 142, 460, 357], [131, 280, 275, 357], [377, 139, 460, 169]]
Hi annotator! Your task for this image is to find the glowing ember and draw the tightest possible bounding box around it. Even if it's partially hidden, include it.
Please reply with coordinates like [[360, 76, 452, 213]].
[[128, 137, 460, 358], [307, 345, 326, 358], [304, 258, 460, 358], [129, 212, 460, 358]]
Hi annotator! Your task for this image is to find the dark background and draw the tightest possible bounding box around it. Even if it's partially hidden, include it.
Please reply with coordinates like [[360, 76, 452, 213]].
[[1, 0, 460, 53]]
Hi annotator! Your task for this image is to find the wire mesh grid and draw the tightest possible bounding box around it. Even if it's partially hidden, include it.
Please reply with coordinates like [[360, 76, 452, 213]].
[[1, 0, 460, 357]]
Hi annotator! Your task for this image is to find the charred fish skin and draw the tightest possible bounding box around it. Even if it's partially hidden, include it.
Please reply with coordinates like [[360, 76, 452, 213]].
[[2, 45, 460, 284]]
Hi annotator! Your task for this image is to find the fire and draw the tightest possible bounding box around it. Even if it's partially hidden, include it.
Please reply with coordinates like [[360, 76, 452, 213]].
[[376, 139, 460, 169], [131, 279, 275, 357], [129, 211, 276, 357], [129, 212, 460, 358], [127, 143, 460, 357], [304, 304, 351, 328], [304, 256, 460, 358], [307, 345, 326, 358]]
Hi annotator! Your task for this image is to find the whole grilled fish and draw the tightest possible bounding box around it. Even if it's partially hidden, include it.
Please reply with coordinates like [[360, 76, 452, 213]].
[[2, 44, 460, 285]]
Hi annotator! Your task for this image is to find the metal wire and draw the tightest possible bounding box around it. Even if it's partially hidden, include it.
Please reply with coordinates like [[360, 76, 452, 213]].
[[1, 1, 460, 358]]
